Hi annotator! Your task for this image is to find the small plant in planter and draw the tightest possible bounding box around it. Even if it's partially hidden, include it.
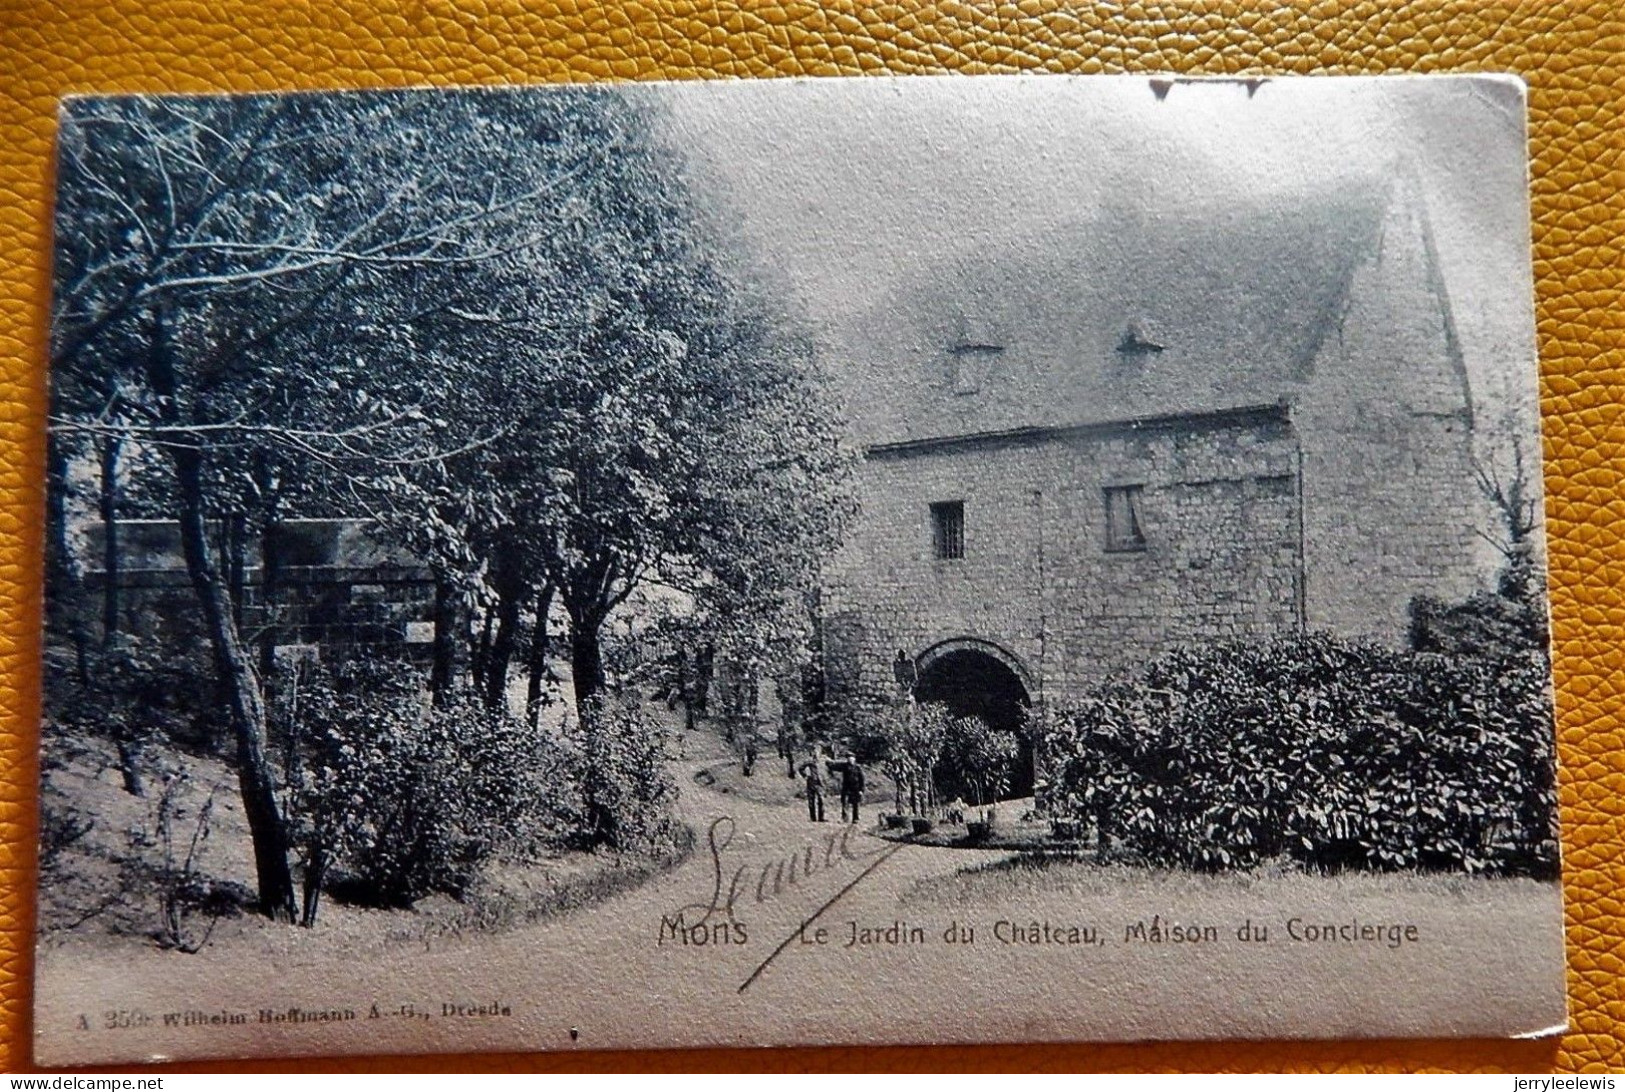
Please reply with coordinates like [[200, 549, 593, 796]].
[[967, 804, 1000, 841], [942, 713, 1018, 826], [1051, 817, 1083, 841]]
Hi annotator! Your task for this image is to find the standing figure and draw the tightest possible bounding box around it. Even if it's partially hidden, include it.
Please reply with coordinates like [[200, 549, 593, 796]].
[[828, 752, 866, 824], [892, 649, 917, 696], [798, 755, 827, 823]]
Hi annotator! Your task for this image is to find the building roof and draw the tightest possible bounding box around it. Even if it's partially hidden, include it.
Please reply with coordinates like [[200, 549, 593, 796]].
[[825, 181, 1454, 447]]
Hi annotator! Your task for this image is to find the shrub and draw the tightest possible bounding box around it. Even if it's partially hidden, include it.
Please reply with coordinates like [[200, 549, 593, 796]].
[[279, 656, 575, 916], [574, 694, 680, 854], [1041, 634, 1557, 878], [856, 700, 1022, 815], [937, 712, 1020, 809], [152, 776, 223, 953], [44, 633, 220, 759], [38, 796, 95, 872], [862, 700, 949, 816], [1409, 556, 1549, 659]]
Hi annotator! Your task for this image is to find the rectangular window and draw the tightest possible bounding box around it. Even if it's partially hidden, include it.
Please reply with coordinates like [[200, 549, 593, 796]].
[[1104, 485, 1146, 552], [931, 500, 965, 560]]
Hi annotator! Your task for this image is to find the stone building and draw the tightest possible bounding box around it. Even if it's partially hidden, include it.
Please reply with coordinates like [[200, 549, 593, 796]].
[[819, 181, 1492, 795]]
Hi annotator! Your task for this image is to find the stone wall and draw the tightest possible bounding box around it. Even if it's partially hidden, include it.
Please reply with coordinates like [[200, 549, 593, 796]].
[[820, 180, 1497, 726], [821, 408, 1303, 714], [1290, 180, 1491, 641]]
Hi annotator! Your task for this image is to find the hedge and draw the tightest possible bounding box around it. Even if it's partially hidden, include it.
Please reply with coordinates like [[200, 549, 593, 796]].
[[1039, 634, 1557, 878]]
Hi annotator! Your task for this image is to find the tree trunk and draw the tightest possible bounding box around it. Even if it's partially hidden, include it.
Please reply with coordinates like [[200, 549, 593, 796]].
[[174, 457, 297, 921], [471, 607, 494, 694], [224, 511, 247, 632], [430, 577, 465, 706], [692, 644, 713, 717], [717, 660, 736, 743], [301, 845, 327, 928], [116, 738, 145, 797], [49, 427, 94, 669], [258, 514, 281, 685], [526, 584, 554, 726], [45, 428, 73, 606], [568, 612, 606, 714], [98, 435, 121, 645], [171, 448, 297, 921], [147, 310, 297, 923], [483, 564, 527, 713]]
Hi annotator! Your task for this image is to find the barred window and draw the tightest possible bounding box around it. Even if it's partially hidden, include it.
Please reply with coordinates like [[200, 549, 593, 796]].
[[931, 500, 965, 560], [1104, 485, 1146, 552]]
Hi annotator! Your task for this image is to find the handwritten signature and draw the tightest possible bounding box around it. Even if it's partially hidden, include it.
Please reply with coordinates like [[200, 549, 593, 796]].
[[662, 816, 907, 993]]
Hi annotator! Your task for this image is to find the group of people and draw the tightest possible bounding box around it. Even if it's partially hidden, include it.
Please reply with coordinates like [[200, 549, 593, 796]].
[[790, 650, 915, 825], [798, 748, 866, 824]]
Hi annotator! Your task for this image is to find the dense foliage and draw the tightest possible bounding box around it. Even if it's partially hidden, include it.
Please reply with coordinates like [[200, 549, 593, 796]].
[[1040, 634, 1557, 878], [276, 657, 679, 921], [1409, 553, 1549, 659], [864, 700, 946, 816], [860, 701, 1020, 816], [47, 87, 850, 918], [44, 634, 219, 757], [937, 713, 1020, 809], [278, 657, 578, 913], [573, 694, 680, 853]]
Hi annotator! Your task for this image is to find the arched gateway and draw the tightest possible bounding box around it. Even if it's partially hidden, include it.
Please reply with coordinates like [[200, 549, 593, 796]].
[[912, 638, 1035, 800]]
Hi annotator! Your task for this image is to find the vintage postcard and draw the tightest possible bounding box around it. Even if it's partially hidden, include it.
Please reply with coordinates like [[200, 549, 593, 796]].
[[34, 74, 1564, 1065]]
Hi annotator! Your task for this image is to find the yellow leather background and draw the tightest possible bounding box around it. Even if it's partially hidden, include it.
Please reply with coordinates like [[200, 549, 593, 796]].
[[2, 0, 1621, 1074]]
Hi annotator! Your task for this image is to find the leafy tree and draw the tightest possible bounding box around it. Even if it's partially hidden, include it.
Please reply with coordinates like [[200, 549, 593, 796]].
[[939, 713, 1020, 810], [572, 694, 679, 852], [875, 700, 950, 816], [278, 655, 575, 920], [276, 655, 425, 925], [49, 85, 855, 917], [408, 90, 857, 716], [49, 89, 621, 918]]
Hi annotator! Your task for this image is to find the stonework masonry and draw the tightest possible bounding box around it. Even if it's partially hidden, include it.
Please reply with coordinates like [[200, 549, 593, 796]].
[[822, 408, 1303, 712], [818, 177, 1497, 725]]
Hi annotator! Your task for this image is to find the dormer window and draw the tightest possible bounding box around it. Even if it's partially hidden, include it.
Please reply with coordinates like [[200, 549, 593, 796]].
[[947, 340, 1002, 395], [1116, 322, 1164, 356], [949, 313, 1004, 395]]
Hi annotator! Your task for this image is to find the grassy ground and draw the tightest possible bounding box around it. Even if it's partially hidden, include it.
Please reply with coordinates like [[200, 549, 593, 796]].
[[36, 727, 689, 958], [899, 847, 1557, 909]]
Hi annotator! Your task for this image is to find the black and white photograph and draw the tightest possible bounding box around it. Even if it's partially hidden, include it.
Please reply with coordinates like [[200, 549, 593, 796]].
[[35, 74, 1564, 1065]]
